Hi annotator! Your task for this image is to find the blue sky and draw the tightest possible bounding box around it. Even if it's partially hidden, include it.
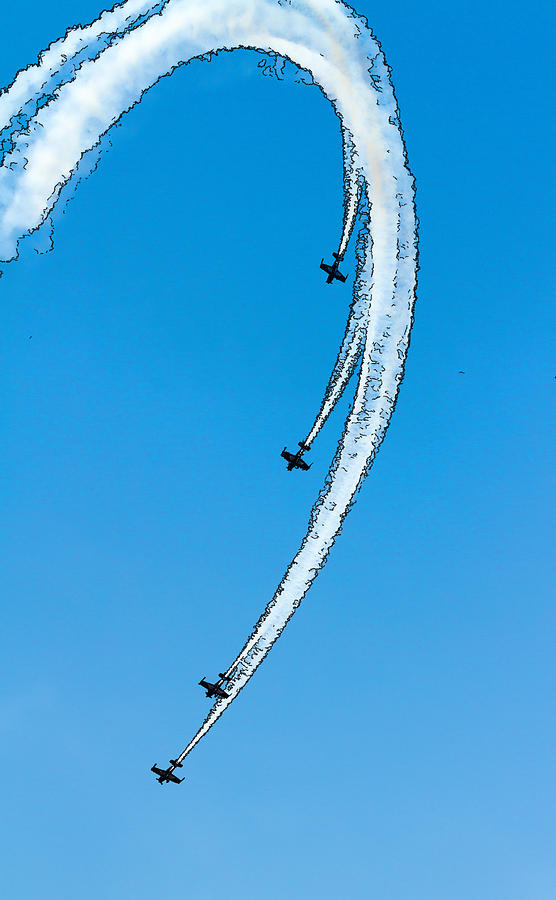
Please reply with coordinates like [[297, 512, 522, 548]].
[[1, 2, 554, 898]]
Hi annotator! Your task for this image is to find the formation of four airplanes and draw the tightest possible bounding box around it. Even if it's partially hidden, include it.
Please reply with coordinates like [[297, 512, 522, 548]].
[[151, 250, 348, 786]]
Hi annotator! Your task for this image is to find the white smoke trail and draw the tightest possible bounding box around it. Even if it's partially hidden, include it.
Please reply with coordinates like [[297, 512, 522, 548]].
[[0, 0, 417, 763], [0, 0, 164, 132], [337, 129, 360, 258], [302, 190, 368, 449]]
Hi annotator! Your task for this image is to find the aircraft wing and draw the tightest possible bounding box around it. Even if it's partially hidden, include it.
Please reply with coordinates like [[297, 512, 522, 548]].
[[336, 271, 347, 282], [297, 459, 311, 471], [214, 686, 230, 699], [166, 772, 184, 784], [281, 450, 294, 463]]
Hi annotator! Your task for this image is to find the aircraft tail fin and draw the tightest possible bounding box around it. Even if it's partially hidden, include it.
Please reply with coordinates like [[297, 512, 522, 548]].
[[170, 759, 183, 768]]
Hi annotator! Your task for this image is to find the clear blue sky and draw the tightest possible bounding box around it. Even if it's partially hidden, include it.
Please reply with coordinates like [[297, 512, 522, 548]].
[[1, 2, 554, 898]]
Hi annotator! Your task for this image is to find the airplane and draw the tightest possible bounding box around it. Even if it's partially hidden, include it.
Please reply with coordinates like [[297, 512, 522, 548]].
[[281, 442, 311, 472], [199, 673, 231, 700], [320, 252, 347, 284], [151, 759, 185, 785]]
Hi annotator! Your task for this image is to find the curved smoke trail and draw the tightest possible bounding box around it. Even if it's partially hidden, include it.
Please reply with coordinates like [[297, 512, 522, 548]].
[[303, 190, 367, 449], [0, 0, 417, 763], [338, 130, 360, 258]]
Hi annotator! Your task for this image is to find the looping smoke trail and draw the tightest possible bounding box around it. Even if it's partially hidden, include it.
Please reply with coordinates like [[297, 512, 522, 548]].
[[337, 129, 360, 258], [0, 1, 168, 153], [0, 0, 418, 763], [302, 187, 369, 448]]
